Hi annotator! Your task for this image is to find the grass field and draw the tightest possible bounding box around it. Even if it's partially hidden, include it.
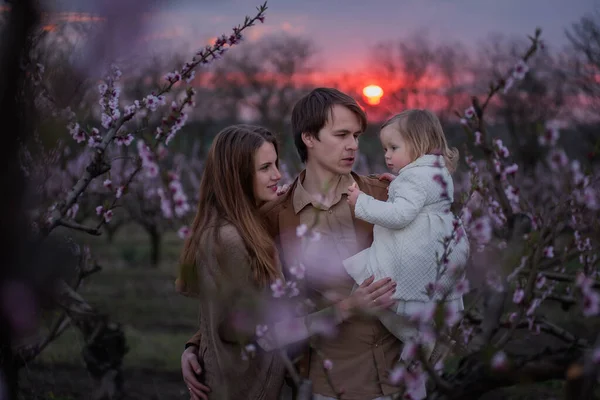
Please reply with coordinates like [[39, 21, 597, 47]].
[[19, 223, 600, 399], [21, 224, 200, 399]]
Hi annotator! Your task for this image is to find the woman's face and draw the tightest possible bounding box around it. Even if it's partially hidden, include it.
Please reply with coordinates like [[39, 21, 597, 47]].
[[253, 141, 282, 204]]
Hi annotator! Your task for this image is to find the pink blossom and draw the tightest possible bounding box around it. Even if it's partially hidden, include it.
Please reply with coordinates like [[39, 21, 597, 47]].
[[242, 344, 257, 360], [513, 288, 524, 304], [103, 209, 113, 223], [296, 224, 308, 237], [103, 179, 113, 189], [503, 76, 515, 94], [576, 272, 593, 292], [116, 186, 125, 199], [582, 187, 599, 210], [410, 301, 437, 324], [115, 134, 134, 146], [323, 359, 333, 370], [535, 274, 546, 289], [289, 264, 306, 280], [255, 324, 268, 338], [512, 60, 529, 79], [548, 148, 568, 171], [491, 351, 508, 370], [389, 365, 405, 385], [582, 291, 599, 317], [461, 325, 474, 344], [453, 278, 470, 296], [539, 122, 560, 147], [403, 366, 427, 400], [185, 70, 196, 83], [493, 139, 510, 158], [309, 230, 322, 242], [526, 298, 540, 316], [66, 203, 79, 219], [270, 279, 286, 298], [402, 341, 419, 361], [101, 113, 112, 129], [88, 135, 102, 148], [504, 163, 519, 176], [464, 106, 476, 119], [474, 131, 482, 145], [543, 246, 554, 258], [469, 216, 492, 245], [286, 281, 299, 297], [144, 95, 160, 112], [486, 271, 505, 292], [444, 304, 461, 327], [177, 226, 190, 239], [592, 347, 600, 364], [505, 185, 519, 207], [95, 205, 104, 215], [165, 72, 180, 83]]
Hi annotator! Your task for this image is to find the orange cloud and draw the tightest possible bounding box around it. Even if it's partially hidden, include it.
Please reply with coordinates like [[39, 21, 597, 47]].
[[42, 24, 57, 32], [54, 12, 105, 23]]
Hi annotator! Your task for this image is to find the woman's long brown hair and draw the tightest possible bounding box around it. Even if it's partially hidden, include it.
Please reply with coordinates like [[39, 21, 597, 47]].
[[178, 125, 281, 291]]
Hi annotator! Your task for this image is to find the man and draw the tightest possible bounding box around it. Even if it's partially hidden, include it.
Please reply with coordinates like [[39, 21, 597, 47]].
[[181, 88, 402, 400]]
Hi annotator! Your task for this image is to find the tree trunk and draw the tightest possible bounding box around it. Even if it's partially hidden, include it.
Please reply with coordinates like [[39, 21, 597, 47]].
[[0, 0, 40, 398], [148, 226, 161, 267]]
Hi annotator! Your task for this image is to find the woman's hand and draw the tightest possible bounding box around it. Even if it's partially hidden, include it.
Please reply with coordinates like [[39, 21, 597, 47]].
[[276, 184, 290, 196], [181, 346, 210, 400], [336, 275, 396, 320]]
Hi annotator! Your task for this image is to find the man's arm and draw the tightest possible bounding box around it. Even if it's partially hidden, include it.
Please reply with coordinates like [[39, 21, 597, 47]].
[[354, 172, 427, 229]]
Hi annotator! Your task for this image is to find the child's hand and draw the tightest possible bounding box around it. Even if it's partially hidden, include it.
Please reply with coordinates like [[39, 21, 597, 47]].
[[378, 173, 396, 182], [347, 182, 362, 207]]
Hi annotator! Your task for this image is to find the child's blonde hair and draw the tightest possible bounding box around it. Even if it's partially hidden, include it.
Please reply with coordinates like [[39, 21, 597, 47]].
[[381, 109, 459, 173]]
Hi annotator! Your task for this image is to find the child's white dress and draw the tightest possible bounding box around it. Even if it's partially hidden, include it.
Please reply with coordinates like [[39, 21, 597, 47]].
[[343, 154, 470, 369]]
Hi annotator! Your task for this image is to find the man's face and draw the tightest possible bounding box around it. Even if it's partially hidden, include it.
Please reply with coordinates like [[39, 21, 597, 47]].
[[303, 104, 362, 176]]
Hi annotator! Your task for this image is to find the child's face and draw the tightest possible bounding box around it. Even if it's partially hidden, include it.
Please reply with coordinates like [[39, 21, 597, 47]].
[[380, 126, 413, 174]]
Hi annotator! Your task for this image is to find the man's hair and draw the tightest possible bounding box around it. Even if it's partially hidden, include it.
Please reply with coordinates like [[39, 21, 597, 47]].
[[291, 88, 367, 163]]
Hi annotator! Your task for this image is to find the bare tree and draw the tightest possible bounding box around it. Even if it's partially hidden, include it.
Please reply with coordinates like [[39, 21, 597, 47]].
[[210, 33, 316, 135], [472, 34, 568, 172], [566, 12, 600, 116], [434, 42, 473, 125], [371, 32, 437, 111]]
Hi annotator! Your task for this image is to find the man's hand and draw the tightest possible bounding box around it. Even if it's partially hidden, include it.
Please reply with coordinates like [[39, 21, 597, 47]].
[[182, 346, 210, 400], [336, 275, 397, 320], [347, 182, 362, 207]]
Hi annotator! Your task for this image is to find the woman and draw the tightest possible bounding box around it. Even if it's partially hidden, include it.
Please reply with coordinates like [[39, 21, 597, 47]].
[[178, 125, 396, 400]]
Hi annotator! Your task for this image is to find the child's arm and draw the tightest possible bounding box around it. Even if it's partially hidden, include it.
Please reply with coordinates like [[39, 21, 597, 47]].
[[354, 171, 427, 229]]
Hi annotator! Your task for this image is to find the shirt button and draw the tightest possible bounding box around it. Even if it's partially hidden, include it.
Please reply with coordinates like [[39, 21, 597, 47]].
[[328, 209, 333, 214]]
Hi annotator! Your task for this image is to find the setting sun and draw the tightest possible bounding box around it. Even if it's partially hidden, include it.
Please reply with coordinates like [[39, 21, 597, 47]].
[[362, 85, 384, 105]]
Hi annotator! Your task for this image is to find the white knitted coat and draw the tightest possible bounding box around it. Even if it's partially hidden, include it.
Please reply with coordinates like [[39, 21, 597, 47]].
[[343, 155, 470, 315]]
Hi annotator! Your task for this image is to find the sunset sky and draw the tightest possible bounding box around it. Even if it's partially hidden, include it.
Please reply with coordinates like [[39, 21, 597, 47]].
[[51, 0, 598, 73]]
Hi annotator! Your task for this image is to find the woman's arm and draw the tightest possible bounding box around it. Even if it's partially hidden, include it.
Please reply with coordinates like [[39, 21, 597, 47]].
[[354, 171, 427, 229]]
